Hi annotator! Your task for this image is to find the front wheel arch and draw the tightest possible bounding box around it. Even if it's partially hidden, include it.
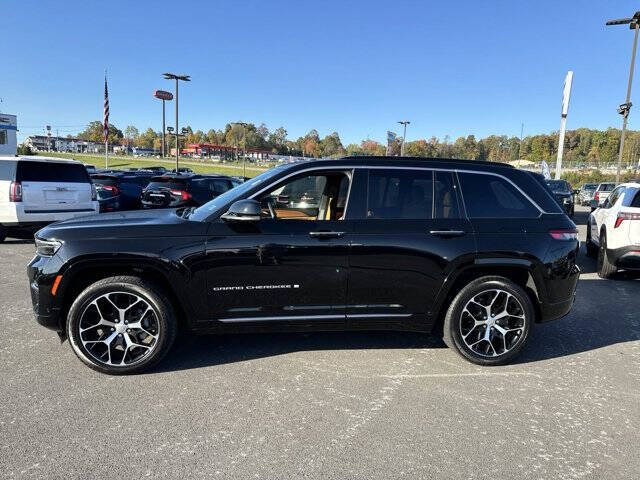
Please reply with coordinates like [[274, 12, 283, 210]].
[[57, 260, 190, 336]]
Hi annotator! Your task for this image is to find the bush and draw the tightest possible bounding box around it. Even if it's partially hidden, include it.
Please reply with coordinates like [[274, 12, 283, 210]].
[[17, 144, 34, 156]]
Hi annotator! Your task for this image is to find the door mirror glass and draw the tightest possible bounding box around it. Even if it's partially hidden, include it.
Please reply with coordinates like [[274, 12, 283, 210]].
[[221, 199, 262, 222]]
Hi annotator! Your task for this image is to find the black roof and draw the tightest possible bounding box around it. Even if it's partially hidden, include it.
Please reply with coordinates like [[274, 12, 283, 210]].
[[280, 156, 514, 173]]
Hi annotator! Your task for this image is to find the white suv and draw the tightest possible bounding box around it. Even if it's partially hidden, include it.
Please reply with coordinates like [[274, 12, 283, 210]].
[[586, 182, 640, 278], [0, 156, 98, 242]]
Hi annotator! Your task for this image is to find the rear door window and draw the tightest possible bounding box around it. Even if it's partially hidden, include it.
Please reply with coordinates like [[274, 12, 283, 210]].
[[16, 161, 90, 183], [367, 169, 433, 220], [458, 172, 540, 218]]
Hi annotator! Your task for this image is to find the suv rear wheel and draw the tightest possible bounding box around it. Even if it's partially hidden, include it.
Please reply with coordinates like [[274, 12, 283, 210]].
[[596, 231, 617, 279], [442, 276, 533, 366], [67, 276, 177, 374]]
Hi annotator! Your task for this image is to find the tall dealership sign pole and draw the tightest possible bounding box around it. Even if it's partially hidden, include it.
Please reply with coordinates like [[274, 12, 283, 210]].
[[154, 90, 173, 158], [163, 73, 190, 171], [555, 71, 573, 180], [606, 11, 640, 183]]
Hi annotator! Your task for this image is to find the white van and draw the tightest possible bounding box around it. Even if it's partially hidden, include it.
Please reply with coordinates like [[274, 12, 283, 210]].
[[0, 156, 98, 242]]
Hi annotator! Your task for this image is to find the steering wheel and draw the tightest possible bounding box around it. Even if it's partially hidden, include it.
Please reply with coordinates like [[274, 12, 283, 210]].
[[265, 197, 278, 219]]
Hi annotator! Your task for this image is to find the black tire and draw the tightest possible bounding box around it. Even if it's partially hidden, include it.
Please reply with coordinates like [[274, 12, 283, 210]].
[[0, 226, 6, 243], [66, 276, 177, 375], [596, 231, 617, 279], [442, 276, 533, 366], [570, 205, 575, 217], [585, 219, 598, 258]]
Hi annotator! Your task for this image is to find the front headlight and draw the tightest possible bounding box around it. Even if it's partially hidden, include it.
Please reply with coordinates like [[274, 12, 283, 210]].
[[35, 238, 62, 257]]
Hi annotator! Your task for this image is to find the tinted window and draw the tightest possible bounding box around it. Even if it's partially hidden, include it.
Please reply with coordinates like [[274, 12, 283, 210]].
[[146, 178, 187, 190], [434, 171, 460, 219], [606, 186, 625, 207], [599, 184, 615, 192], [367, 169, 433, 219], [546, 180, 570, 192], [459, 172, 539, 218], [631, 189, 640, 208], [210, 179, 231, 194], [16, 161, 90, 183]]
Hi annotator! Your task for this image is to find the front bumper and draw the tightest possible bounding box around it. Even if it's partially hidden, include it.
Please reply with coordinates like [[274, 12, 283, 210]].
[[27, 254, 64, 333]]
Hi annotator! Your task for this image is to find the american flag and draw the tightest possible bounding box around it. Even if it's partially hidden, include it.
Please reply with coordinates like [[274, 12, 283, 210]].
[[103, 73, 109, 143]]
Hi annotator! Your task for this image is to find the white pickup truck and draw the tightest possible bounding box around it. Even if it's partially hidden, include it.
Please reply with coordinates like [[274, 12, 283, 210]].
[[0, 156, 99, 242], [590, 182, 617, 209]]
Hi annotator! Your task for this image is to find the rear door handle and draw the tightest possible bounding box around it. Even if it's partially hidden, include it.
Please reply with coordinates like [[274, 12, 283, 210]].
[[429, 230, 465, 237], [309, 231, 345, 238]]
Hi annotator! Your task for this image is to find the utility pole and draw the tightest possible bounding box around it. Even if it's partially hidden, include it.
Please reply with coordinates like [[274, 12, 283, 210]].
[[163, 73, 190, 171], [398, 120, 410, 156], [606, 11, 640, 183]]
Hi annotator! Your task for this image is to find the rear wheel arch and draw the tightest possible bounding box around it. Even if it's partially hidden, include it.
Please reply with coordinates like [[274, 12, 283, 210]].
[[433, 264, 543, 333]]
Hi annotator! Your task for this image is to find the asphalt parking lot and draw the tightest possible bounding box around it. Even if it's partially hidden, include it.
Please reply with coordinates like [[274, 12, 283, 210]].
[[1, 205, 639, 479]]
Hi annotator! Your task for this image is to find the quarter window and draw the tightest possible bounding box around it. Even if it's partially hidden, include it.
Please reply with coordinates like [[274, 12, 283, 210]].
[[458, 172, 539, 218], [367, 169, 433, 219]]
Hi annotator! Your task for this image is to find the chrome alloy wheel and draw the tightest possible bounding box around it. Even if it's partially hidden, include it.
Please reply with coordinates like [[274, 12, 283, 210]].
[[459, 289, 526, 358], [78, 292, 160, 366]]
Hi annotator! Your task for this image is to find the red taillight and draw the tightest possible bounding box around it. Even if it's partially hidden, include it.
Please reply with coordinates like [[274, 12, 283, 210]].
[[9, 181, 22, 202], [549, 228, 578, 240], [102, 185, 120, 195], [614, 211, 640, 228], [595, 191, 600, 202], [170, 189, 191, 201]]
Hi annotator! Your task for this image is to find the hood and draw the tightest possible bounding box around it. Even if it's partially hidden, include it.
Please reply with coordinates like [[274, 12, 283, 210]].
[[37, 208, 208, 242]]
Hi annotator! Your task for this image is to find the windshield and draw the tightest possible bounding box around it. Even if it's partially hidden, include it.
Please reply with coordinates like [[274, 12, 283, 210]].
[[189, 165, 291, 221], [545, 180, 569, 192], [583, 184, 597, 190]]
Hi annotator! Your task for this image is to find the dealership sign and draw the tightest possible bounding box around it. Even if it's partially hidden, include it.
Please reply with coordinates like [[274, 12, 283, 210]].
[[153, 90, 174, 101]]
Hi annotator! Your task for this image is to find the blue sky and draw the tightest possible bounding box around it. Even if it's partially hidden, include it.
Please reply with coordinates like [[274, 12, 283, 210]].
[[4, 0, 640, 144]]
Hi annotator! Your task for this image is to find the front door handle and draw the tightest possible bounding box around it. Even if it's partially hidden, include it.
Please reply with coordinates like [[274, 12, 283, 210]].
[[309, 231, 345, 238], [429, 230, 465, 237]]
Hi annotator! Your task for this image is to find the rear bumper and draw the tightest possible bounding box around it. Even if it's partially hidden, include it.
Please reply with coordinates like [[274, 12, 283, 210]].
[[609, 246, 640, 270], [2, 202, 99, 225]]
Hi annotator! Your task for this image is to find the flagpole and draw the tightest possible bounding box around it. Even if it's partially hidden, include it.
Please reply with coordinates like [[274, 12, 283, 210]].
[[104, 69, 109, 169]]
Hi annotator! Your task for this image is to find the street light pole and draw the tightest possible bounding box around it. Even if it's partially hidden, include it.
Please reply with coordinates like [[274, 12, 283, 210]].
[[606, 11, 640, 183], [231, 122, 249, 177], [163, 73, 191, 172], [398, 121, 410, 156], [162, 99, 165, 158]]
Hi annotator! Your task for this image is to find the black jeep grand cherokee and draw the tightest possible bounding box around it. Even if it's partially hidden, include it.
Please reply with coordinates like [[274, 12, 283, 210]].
[[28, 157, 580, 374]]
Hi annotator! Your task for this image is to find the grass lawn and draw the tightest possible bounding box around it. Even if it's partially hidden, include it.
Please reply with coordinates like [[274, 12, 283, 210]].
[[35, 152, 269, 177]]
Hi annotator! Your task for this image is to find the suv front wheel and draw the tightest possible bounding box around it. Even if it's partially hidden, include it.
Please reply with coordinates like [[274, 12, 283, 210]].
[[67, 276, 177, 374], [442, 276, 533, 366]]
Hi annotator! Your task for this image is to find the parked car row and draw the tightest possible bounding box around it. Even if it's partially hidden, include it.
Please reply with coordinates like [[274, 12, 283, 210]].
[[0, 156, 244, 241], [89, 167, 242, 213]]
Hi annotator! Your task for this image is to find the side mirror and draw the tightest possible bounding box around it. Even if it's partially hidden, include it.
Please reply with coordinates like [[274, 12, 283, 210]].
[[221, 199, 262, 222], [573, 189, 580, 195]]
